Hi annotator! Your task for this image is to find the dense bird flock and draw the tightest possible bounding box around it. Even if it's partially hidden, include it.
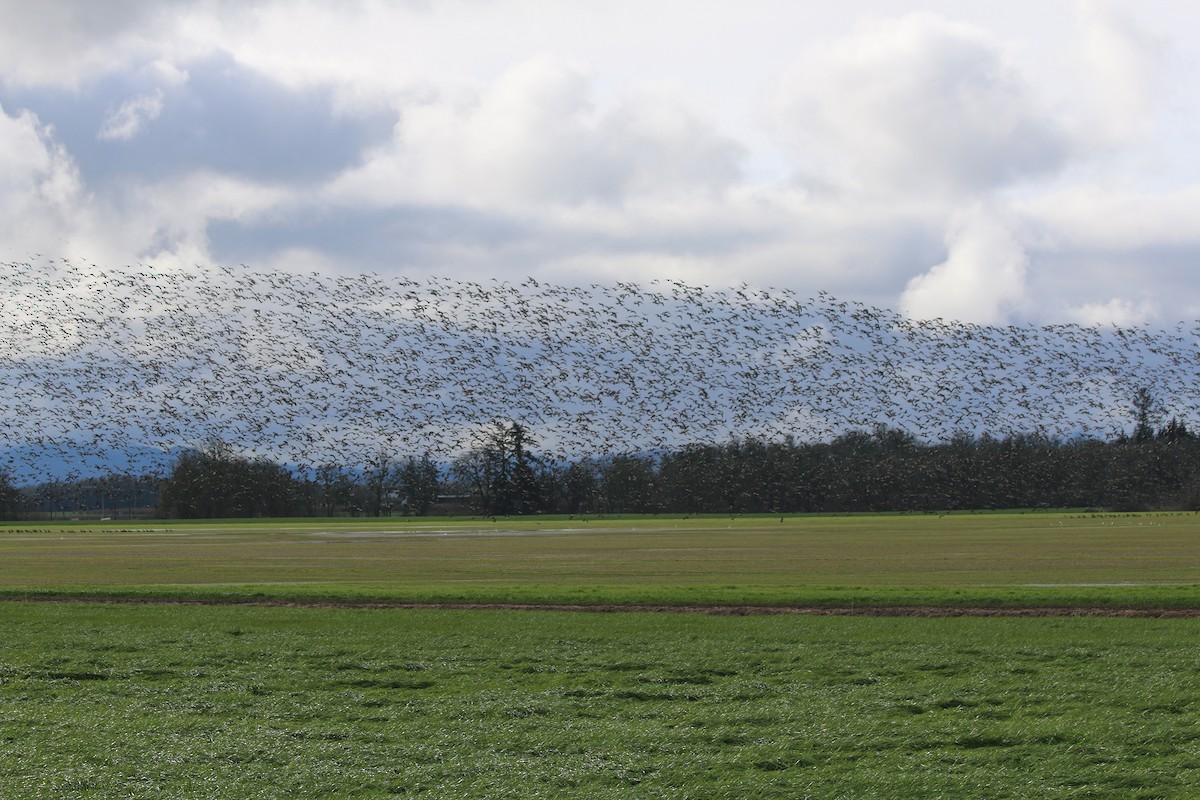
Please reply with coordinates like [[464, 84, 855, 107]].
[[1, 259, 1197, 484]]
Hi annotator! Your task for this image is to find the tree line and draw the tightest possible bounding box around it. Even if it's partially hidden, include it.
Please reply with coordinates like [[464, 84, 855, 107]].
[[5, 414, 1200, 519]]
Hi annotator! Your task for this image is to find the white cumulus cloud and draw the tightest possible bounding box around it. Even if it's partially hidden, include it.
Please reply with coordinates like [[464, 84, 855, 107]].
[[1070, 296, 1158, 327], [900, 205, 1029, 324], [776, 12, 1070, 196], [330, 56, 743, 210], [0, 102, 89, 254], [1075, 0, 1165, 147]]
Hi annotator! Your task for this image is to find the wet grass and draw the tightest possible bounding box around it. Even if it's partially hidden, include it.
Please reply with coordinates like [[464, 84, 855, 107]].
[[2, 602, 1200, 798]]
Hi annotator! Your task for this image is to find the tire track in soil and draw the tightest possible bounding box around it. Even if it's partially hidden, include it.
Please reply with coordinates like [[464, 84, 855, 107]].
[[8, 596, 1200, 617]]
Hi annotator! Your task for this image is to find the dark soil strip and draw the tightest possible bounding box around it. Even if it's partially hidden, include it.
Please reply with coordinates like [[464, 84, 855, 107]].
[[7, 596, 1200, 617]]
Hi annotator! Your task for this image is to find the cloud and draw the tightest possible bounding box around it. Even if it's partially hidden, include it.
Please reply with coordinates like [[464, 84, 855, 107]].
[[0, 2, 1196, 327], [0, 102, 89, 254], [0, 0, 206, 87], [776, 12, 1070, 196], [114, 171, 295, 265], [207, 203, 531, 273], [94, 61, 187, 143], [329, 56, 743, 210], [1011, 182, 1200, 322], [0, 93, 303, 268], [899, 205, 1029, 324], [1075, 0, 1165, 146], [1020, 183, 1200, 253], [1070, 296, 1158, 327], [3, 53, 395, 187], [97, 88, 165, 141]]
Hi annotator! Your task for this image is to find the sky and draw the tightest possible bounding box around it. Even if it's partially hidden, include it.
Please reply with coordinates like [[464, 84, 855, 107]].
[[1, 0, 1198, 326]]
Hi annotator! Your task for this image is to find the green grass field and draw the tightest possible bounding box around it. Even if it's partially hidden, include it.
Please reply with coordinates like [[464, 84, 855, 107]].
[[2, 603, 1199, 798], [4, 512, 1200, 797], [2, 511, 1200, 607]]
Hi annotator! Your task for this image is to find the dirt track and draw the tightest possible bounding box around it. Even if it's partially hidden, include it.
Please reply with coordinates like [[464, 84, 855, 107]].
[[340, 603, 1200, 617], [10, 596, 1200, 617]]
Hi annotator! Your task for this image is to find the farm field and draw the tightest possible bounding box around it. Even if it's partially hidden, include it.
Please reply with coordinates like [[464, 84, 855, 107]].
[[1, 511, 1200, 608], [1, 602, 1199, 798], [4, 512, 1200, 797]]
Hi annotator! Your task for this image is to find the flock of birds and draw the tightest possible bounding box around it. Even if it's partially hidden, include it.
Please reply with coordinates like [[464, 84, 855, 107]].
[[2, 258, 1198, 484]]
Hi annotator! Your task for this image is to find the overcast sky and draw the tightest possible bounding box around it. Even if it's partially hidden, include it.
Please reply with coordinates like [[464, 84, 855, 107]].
[[1, 0, 1197, 325]]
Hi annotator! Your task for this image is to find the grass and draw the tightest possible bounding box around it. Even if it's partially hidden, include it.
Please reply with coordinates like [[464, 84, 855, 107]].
[[2, 602, 1200, 798], [5, 513, 1200, 797], [2, 511, 1200, 607]]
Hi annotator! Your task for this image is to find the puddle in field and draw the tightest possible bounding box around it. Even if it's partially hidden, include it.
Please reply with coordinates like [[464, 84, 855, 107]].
[[303, 527, 633, 539], [1, 527, 639, 542]]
